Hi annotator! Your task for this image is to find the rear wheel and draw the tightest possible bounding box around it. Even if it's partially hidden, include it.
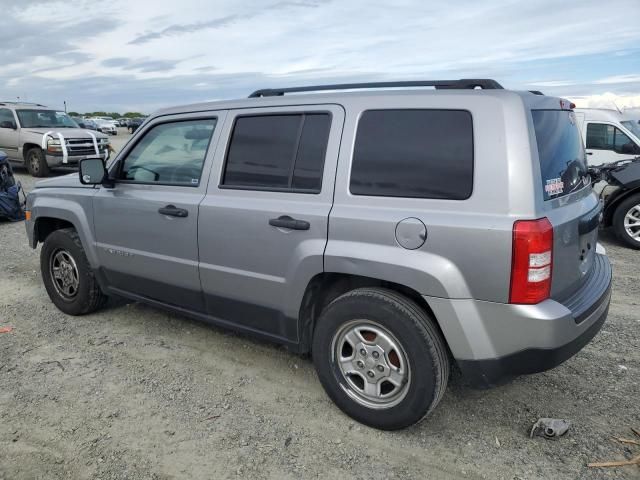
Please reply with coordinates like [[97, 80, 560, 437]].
[[26, 147, 50, 177], [312, 288, 449, 430], [613, 193, 640, 249]]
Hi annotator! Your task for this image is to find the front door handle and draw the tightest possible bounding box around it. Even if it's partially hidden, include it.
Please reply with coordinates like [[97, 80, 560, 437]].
[[586, 152, 593, 155], [269, 215, 310, 230], [158, 205, 188, 217]]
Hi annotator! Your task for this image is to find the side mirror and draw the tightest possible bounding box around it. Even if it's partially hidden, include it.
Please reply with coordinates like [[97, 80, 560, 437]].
[[0, 120, 17, 129], [79, 157, 107, 185], [619, 143, 640, 155]]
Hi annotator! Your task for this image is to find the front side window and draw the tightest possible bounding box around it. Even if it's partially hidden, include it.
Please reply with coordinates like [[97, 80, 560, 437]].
[[222, 113, 331, 192], [586, 123, 640, 154], [15, 109, 78, 128], [350, 109, 474, 199], [119, 119, 216, 186]]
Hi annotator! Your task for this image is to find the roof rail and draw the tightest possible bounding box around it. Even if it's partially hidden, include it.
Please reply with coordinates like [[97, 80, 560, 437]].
[[249, 79, 504, 98], [0, 101, 47, 107], [529, 90, 544, 95]]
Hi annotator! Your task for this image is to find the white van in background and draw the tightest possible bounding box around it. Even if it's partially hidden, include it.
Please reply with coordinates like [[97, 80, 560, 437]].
[[573, 108, 640, 165]]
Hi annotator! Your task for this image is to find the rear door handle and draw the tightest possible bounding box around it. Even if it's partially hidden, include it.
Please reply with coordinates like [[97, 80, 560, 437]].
[[269, 215, 310, 230], [586, 152, 593, 155], [158, 205, 188, 217]]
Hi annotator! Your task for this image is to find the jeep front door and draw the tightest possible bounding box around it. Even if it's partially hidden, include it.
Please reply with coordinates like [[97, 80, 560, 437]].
[[93, 113, 225, 310]]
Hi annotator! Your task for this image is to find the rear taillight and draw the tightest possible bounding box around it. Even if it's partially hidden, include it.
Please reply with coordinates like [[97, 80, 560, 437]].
[[509, 217, 553, 304]]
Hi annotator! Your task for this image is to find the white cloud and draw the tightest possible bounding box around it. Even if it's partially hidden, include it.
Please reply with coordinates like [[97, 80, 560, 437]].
[[569, 92, 640, 109], [528, 80, 577, 87], [595, 74, 640, 85], [2, 0, 639, 111]]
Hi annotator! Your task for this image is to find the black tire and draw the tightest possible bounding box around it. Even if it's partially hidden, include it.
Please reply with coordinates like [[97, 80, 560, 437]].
[[613, 193, 640, 250], [312, 287, 449, 430], [25, 147, 50, 177], [40, 228, 107, 315]]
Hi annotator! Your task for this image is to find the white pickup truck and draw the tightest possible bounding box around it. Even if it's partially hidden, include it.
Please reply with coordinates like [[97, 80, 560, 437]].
[[0, 102, 110, 177]]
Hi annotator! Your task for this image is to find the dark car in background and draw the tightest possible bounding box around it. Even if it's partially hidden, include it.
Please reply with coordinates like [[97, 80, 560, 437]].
[[72, 117, 99, 131], [127, 117, 144, 133]]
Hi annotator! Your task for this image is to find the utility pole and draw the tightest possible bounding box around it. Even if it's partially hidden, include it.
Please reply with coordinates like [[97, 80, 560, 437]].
[[64, 101, 67, 113]]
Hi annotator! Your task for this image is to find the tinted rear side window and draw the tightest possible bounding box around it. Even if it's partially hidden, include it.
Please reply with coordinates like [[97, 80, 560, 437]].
[[222, 113, 330, 192], [350, 110, 473, 199], [532, 110, 588, 201]]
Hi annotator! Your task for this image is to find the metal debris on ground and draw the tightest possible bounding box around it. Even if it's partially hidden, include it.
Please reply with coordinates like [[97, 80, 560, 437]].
[[530, 418, 571, 439]]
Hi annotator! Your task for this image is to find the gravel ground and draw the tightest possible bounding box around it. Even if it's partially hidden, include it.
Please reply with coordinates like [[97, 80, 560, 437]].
[[1, 130, 639, 479]]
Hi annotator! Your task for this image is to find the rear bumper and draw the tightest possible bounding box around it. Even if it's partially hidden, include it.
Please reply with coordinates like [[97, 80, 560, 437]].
[[426, 253, 612, 388]]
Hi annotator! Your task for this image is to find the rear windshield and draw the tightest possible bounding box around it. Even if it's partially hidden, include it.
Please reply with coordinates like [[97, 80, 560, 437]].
[[532, 110, 589, 201]]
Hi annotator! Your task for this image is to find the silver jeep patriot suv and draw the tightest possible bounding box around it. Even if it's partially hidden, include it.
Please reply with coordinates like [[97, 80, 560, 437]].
[[0, 102, 110, 177], [25, 80, 612, 430]]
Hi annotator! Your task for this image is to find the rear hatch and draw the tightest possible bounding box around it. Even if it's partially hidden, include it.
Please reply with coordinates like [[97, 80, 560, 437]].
[[531, 108, 601, 301]]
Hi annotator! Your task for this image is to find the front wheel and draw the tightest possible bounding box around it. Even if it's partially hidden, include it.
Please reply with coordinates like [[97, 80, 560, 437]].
[[41, 228, 107, 315], [613, 193, 640, 249], [312, 288, 449, 430], [26, 147, 50, 177]]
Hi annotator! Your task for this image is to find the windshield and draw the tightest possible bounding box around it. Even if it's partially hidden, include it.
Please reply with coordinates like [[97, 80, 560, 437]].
[[532, 110, 589, 201], [16, 109, 79, 128], [621, 120, 640, 139]]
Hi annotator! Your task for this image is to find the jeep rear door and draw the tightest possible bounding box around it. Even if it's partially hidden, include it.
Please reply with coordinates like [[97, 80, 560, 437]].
[[531, 109, 600, 300], [198, 105, 344, 344], [93, 112, 226, 310]]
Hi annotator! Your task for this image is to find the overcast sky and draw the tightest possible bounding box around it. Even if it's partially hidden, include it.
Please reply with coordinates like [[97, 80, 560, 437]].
[[1, 0, 639, 113]]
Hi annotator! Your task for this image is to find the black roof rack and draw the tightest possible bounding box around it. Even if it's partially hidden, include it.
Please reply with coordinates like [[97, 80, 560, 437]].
[[249, 79, 504, 98]]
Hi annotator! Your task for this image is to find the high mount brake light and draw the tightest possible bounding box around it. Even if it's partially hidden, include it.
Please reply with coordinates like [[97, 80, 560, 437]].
[[510, 218, 554, 304]]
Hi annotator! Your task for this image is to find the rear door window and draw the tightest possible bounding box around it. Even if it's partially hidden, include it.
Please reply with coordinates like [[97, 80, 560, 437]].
[[222, 113, 331, 193], [0, 108, 15, 126], [532, 110, 588, 200], [350, 110, 474, 199]]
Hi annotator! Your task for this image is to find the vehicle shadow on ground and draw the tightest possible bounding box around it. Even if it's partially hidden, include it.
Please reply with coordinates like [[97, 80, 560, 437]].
[[598, 227, 630, 249]]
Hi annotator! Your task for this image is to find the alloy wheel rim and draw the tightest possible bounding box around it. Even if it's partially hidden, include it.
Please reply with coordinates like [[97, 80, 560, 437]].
[[29, 152, 40, 173], [331, 320, 410, 409], [50, 249, 80, 299], [624, 204, 640, 241]]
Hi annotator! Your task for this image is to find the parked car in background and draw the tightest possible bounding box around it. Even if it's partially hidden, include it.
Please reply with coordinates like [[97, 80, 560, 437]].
[[92, 119, 117, 135], [117, 118, 128, 127], [127, 117, 144, 133], [0, 101, 110, 176], [573, 108, 640, 166], [590, 157, 640, 249], [24, 79, 611, 430], [82, 119, 100, 131], [72, 117, 99, 131]]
